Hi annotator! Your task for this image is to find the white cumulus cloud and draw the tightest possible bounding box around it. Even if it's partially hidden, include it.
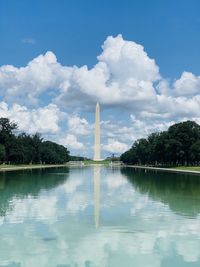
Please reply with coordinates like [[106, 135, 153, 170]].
[[60, 134, 85, 150], [56, 34, 160, 109], [0, 51, 71, 105], [0, 102, 63, 134], [68, 115, 91, 135], [1, 34, 200, 156], [102, 138, 128, 154]]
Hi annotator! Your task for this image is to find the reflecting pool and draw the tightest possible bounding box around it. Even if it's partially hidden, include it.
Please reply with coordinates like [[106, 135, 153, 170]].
[[0, 166, 200, 267]]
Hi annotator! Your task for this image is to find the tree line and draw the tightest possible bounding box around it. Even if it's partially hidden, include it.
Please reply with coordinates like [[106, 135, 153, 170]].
[[120, 121, 200, 166], [0, 118, 70, 164]]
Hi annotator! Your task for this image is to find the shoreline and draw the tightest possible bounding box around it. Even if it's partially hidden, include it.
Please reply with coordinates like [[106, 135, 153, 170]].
[[126, 165, 200, 175], [0, 164, 68, 172], [1, 163, 200, 175]]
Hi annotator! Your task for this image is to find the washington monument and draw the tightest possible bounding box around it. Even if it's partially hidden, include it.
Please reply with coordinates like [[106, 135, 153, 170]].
[[94, 102, 101, 161]]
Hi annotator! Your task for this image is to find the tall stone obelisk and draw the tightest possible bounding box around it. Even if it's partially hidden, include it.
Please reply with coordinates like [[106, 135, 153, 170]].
[[94, 102, 101, 161]]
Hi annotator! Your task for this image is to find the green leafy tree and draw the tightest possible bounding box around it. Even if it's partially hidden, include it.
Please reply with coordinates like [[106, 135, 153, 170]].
[[41, 141, 70, 164], [190, 140, 200, 162], [120, 120, 200, 166], [0, 144, 5, 162], [0, 117, 70, 164]]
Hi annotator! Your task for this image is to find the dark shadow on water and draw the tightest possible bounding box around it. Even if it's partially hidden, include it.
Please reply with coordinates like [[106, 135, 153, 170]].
[[0, 167, 69, 216], [121, 167, 200, 217]]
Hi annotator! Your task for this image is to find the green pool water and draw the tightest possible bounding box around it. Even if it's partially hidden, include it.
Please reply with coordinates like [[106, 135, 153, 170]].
[[0, 166, 200, 267]]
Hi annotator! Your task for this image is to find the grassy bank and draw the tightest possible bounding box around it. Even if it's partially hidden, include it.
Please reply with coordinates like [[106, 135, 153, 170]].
[[128, 165, 200, 175], [0, 164, 43, 169], [173, 166, 200, 171]]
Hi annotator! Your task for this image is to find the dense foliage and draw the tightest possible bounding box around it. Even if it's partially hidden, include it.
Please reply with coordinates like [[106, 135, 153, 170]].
[[120, 121, 200, 166], [69, 155, 85, 161], [0, 118, 70, 164]]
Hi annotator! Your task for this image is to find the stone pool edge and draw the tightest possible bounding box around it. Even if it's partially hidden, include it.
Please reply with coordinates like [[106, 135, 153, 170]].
[[126, 165, 200, 175], [0, 164, 68, 172]]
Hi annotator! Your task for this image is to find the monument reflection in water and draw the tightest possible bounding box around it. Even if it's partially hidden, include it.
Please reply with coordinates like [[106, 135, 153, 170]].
[[0, 167, 200, 266], [94, 166, 100, 228]]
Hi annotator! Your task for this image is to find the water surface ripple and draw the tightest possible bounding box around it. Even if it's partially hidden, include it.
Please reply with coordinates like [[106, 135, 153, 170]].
[[0, 166, 200, 267]]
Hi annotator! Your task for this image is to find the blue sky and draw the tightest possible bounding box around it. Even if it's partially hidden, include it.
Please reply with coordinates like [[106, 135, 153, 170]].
[[1, 0, 200, 76], [0, 0, 200, 157]]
